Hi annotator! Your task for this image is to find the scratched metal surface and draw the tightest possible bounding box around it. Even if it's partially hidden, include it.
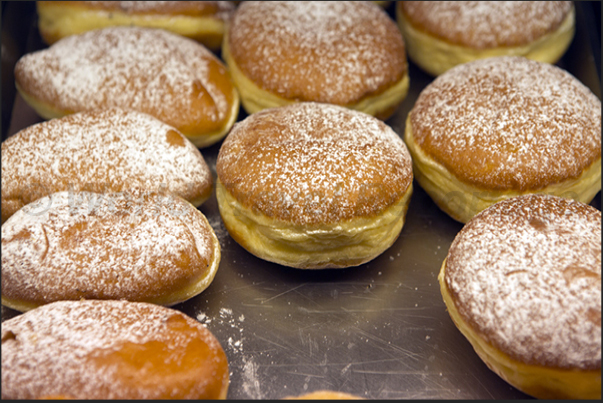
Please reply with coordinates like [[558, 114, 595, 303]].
[[1, 2, 600, 400]]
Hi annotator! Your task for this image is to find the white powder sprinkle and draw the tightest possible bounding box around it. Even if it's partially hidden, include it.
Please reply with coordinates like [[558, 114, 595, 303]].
[[410, 56, 601, 190], [228, 1, 407, 105], [15, 26, 232, 132], [1, 108, 212, 216], [401, 1, 573, 49], [217, 103, 413, 225], [1, 190, 217, 304], [1, 300, 225, 399], [445, 194, 601, 369]]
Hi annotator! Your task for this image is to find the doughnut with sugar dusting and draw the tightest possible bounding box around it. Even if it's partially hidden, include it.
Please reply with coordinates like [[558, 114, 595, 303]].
[[216, 102, 413, 269], [1, 189, 221, 312], [1, 300, 229, 399], [1, 108, 213, 224], [223, 1, 409, 120], [284, 390, 364, 399], [404, 56, 601, 223], [36, 1, 236, 50], [14, 26, 239, 147], [439, 194, 601, 399], [396, 1, 575, 76]]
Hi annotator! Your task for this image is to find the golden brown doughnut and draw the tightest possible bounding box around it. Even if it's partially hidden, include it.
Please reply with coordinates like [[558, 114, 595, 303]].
[[36, 0, 236, 50], [1, 300, 229, 399], [284, 390, 364, 399], [1, 189, 221, 312], [216, 102, 413, 269], [396, 1, 575, 76], [1, 108, 213, 224], [439, 194, 601, 399], [404, 56, 601, 223], [14, 26, 239, 147], [223, 1, 409, 120]]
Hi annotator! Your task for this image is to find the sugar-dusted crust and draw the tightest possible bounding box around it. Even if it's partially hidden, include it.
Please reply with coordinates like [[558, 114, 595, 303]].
[[398, 1, 573, 49], [15, 26, 239, 147], [217, 103, 412, 225], [284, 390, 364, 399], [1, 108, 213, 224], [1, 300, 229, 399], [1, 190, 221, 311], [216, 102, 413, 269], [396, 2, 575, 76], [36, 1, 235, 49], [444, 194, 601, 370], [225, 1, 407, 115], [407, 56, 601, 191]]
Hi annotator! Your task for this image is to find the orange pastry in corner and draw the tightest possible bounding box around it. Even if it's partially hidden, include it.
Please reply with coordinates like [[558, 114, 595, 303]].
[[1, 300, 229, 399], [439, 194, 601, 399]]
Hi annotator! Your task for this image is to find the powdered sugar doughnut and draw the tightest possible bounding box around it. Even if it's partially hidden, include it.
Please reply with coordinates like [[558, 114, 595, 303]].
[[396, 1, 575, 76], [285, 390, 364, 399], [223, 1, 409, 120], [37, 1, 236, 50], [1, 189, 221, 312], [216, 102, 413, 269], [439, 194, 601, 399], [404, 56, 601, 223], [1, 108, 212, 224], [14, 26, 239, 147], [1, 300, 229, 399]]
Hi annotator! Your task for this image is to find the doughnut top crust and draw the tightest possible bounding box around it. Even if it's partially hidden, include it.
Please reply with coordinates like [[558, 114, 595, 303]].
[[14, 26, 236, 136], [39, 1, 235, 17], [1, 108, 212, 223], [1, 190, 218, 307], [399, 1, 573, 49], [1, 300, 229, 399], [216, 103, 413, 225], [444, 194, 601, 370], [409, 56, 601, 191], [227, 1, 407, 105]]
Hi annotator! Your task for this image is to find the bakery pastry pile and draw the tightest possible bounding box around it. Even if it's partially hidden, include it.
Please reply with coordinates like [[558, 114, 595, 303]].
[[2, 1, 600, 400]]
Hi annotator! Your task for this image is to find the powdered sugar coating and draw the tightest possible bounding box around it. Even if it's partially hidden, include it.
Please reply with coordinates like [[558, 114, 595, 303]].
[[444, 194, 601, 369], [227, 1, 407, 105], [400, 1, 573, 48], [1, 300, 227, 399], [1, 190, 217, 307], [217, 103, 413, 225], [409, 56, 601, 190], [1, 108, 212, 223], [15, 26, 234, 135]]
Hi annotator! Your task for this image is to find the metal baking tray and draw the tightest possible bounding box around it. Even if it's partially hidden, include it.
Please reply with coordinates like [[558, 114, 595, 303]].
[[2, 2, 600, 399]]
